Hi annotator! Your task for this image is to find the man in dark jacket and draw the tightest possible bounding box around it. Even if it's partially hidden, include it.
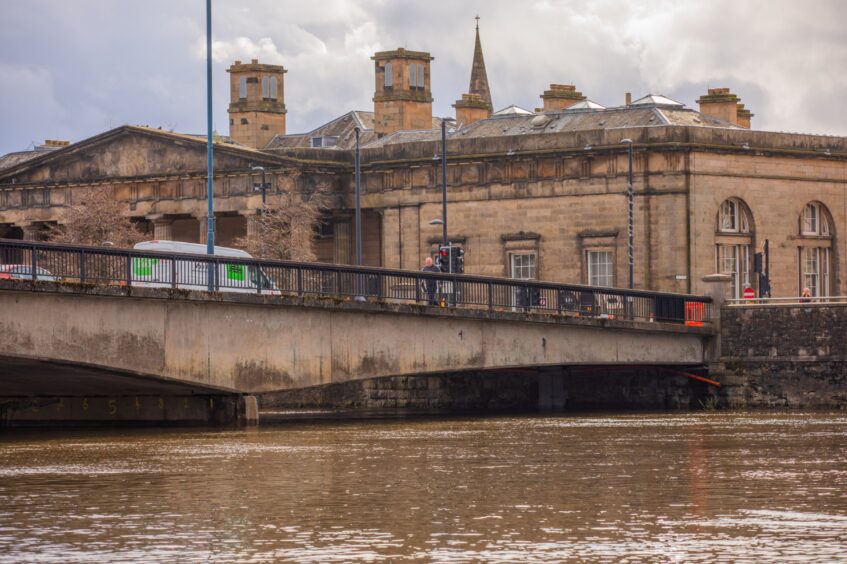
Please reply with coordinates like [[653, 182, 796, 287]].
[[421, 257, 440, 305]]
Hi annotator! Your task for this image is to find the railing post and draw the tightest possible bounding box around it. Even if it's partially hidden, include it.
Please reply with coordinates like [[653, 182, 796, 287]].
[[126, 254, 132, 287], [336, 268, 341, 297], [415, 273, 421, 303], [30, 245, 37, 282], [171, 257, 177, 289], [256, 263, 262, 295], [296, 266, 303, 296], [79, 250, 85, 284], [377, 272, 383, 300], [488, 281, 494, 311]]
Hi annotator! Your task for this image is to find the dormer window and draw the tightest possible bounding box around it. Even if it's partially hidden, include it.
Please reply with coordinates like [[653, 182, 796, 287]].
[[238, 77, 247, 99], [311, 136, 339, 148]]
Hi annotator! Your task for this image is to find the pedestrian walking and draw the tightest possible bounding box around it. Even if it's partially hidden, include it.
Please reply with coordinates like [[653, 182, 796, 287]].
[[421, 256, 440, 305]]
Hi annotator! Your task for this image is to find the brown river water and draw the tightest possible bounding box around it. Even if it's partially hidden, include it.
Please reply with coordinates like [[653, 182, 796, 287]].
[[0, 412, 846, 563]]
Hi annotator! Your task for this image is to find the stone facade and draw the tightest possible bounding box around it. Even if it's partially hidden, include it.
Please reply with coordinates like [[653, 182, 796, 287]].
[[717, 304, 847, 408]]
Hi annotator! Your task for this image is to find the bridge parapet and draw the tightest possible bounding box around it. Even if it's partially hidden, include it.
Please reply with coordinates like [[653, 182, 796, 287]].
[[0, 239, 714, 326]]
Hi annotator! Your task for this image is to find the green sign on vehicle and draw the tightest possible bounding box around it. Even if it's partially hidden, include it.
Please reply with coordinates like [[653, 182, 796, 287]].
[[132, 257, 159, 277], [226, 264, 246, 281]]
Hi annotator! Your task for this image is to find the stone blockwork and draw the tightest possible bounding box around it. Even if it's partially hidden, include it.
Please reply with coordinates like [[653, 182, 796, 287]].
[[717, 304, 847, 408], [258, 367, 713, 412]]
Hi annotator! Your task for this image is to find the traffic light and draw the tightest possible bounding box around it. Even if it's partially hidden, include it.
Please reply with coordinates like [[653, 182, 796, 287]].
[[438, 245, 451, 273], [452, 247, 464, 274]]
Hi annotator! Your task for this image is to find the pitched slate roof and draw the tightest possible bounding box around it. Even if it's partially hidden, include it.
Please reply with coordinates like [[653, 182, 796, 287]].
[[266, 111, 445, 152]]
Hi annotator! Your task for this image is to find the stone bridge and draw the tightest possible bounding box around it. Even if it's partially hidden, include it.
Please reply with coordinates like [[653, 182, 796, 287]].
[[0, 280, 716, 425]]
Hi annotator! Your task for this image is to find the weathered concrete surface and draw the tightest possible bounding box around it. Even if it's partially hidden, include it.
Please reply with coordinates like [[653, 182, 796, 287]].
[[0, 280, 712, 396], [717, 304, 847, 408]]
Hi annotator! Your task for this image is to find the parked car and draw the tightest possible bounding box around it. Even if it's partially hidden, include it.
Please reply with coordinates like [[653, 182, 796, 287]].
[[0, 265, 60, 282]]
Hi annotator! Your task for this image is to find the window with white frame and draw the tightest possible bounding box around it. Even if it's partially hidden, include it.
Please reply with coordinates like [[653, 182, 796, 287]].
[[799, 202, 833, 296], [510, 253, 536, 280], [716, 198, 754, 299], [718, 198, 749, 233], [716, 244, 751, 299], [587, 250, 614, 287]]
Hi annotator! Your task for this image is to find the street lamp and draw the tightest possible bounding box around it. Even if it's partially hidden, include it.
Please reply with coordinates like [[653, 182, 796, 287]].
[[204, 0, 215, 291], [439, 117, 456, 247], [620, 138, 634, 290], [354, 126, 362, 267], [352, 126, 366, 302], [250, 164, 267, 212]]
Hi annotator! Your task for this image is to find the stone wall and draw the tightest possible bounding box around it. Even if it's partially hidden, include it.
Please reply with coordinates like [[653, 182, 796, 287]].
[[258, 367, 714, 412], [717, 304, 847, 408]]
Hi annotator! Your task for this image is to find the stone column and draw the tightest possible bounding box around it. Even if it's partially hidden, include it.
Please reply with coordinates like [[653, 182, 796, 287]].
[[702, 273, 732, 364], [20, 223, 45, 241], [147, 215, 173, 241], [196, 215, 211, 245], [238, 210, 261, 239]]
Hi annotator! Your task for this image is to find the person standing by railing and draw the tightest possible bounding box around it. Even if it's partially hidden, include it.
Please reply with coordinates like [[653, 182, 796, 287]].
[[421, 257, 440, 306], [799, 287, 812, 303]]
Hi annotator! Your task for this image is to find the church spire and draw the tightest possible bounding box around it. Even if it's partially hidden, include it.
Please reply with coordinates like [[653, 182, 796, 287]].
[[468, 16, 493, 112]]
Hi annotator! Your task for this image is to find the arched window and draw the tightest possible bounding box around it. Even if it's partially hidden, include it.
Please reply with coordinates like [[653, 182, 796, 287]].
[[238, 77, 247, 99], [799, 202, 834, 297], [715, 198, 754, 299]]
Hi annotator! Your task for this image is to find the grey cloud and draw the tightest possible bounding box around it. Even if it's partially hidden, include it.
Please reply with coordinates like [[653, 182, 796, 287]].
[[1, 0, 845, 156]]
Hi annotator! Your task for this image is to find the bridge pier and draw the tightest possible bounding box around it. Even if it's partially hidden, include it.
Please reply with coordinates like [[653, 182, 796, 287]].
[[0, 394, 259, 427]]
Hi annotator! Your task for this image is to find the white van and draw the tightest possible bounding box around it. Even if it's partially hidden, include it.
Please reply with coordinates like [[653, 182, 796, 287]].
[[132, 240, 279, 294]]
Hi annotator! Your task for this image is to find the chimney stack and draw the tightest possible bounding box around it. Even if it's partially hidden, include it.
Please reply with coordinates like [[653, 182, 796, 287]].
[[226, 59, 288, 149], [453, 93, 489, 126], [372, 48, 434, 137], [625, 92, 632, 105], [540, 84, 586, 112], [697, 87, 752, 129]]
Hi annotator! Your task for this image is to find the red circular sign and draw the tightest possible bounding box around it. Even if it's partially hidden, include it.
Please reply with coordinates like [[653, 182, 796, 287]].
[[743, 287, 755, 299]]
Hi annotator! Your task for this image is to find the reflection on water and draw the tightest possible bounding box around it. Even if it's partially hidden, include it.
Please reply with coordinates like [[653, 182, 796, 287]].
[[1, 412, 846, 562]]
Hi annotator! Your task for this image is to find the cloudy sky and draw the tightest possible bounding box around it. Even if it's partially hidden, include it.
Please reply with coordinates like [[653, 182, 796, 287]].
[[1, 0, 846, 156]]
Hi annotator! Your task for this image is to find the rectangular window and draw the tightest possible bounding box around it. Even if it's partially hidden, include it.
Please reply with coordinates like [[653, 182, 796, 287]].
[[384, 63, 393, 87], [261, 76, 269, 98], [239, 77, 247, 99], [510, 253, 536, 280], [716, 244, 751, 299], [417, 64, 425, 88], [269, 77, 278, 99], [587, 250, 613, 287], [408, 64, 416, 87], [311, 137, 323, 148], [804, 247, 819, 296]]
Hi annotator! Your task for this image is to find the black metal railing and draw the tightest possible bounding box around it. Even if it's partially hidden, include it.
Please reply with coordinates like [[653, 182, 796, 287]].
[[0, 239, 713, 325]]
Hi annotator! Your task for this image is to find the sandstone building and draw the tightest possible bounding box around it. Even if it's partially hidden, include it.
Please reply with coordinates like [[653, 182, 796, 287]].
[[1, 24, 845, 301]]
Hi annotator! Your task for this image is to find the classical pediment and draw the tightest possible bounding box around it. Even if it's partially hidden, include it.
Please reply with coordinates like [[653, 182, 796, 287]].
[[0, 126, 281, 185]]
